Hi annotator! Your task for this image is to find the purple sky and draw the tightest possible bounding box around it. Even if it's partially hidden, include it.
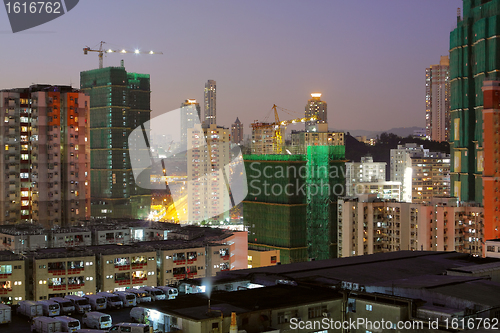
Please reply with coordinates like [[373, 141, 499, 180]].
[[0, 0, 461, 132]]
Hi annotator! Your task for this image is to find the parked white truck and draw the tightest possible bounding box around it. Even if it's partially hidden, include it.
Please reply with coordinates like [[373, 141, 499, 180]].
[[156, 286, 178, 299], [64, 295, 91, 313], [17, 300, 43, 318], [0, 303, 11, 324], [55, 315, 81, 332], [83, 295, 106, 311], [96, 292, 123, 309], [32, 316, 62, 333], [113, 291, 136, 307], [37, 300, 61, 317], [50, 297, 76, 315]]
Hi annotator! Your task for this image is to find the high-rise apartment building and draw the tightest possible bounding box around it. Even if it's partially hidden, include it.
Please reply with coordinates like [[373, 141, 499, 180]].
[[187, 124, 230, 223], [338, 196, 484, 257], [390, 144, 450, 203], [481, 80, 500, 240], [346, 156, 386, 184], [449, 1, 500, 203], [180, 99, 201, 149], [290, 130, 344, 154], [250, 124, 283, 155], [390, 144, 428, 202], [80, 65, 151, 220], [204, 80, 216, 126], [425, 56, 450, 142], [345, 156, 401, 200], [411, 152, 450, 204], [305, 93, 327, 132], [0, 85, 90, 227], [231, 117, 243, 144]]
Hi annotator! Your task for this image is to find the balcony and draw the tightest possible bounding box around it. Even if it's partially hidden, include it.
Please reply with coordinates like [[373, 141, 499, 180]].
[[67, 283, 84, 290]]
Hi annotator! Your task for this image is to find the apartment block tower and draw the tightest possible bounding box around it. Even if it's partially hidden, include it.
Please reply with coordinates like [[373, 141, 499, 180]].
[[449, 1, 500, 203], [80, 65, 151, 219], [390, 144, 428, 202], [482, 80, 500, 240], [231, 117, 243, 144], [180, 99, 201, 149], [204, 80, 216, 126], [187, 124, 231, 223], [305, 93, 327, 132], [0, 85, 90, 227], [425, 56, 450, 142]]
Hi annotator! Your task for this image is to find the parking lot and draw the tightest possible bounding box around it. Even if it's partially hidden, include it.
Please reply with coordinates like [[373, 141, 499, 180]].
[[1, 305, 137, 332]]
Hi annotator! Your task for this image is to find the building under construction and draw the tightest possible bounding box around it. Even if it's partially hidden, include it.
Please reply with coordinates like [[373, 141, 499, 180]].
[[80, 64, 151, 220], [243, 146, 345, 263]]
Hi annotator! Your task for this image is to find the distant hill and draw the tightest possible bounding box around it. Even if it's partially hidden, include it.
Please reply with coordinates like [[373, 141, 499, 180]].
[[332, 126, 424, 139]]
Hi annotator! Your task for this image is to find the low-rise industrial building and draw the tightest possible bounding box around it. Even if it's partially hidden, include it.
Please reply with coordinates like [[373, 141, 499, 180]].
[[0, 251, 25, 305], [29, 248, 96, 301]]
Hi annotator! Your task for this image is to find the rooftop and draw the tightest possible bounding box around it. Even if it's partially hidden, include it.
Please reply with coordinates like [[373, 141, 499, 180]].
[[143, 284, 341, 321], [215, 251, 500, 287]]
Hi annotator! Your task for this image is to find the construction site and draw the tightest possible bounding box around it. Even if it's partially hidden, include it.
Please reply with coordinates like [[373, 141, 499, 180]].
[[243, 145, 346, 264]]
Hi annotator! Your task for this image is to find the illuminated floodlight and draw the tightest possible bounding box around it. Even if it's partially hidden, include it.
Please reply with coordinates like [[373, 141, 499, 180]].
[[311, 92, 322, 98]]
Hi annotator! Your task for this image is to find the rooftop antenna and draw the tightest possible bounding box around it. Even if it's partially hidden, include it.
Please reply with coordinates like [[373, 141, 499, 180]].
[[457, 8, 461, 23]]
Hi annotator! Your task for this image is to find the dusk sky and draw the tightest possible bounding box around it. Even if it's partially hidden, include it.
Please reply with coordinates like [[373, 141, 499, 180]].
[[0, 0, 461, 132]]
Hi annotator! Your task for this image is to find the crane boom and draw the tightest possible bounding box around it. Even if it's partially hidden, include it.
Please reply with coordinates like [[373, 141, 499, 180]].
[[251, 105, 319, 154], [83, 41, 163, 69]]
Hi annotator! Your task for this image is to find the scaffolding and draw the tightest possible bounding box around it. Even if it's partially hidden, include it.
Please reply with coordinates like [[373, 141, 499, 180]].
[[449, 0, 500, 203], [306, 146, 345, 261], [80, 66, 151, 218], [244, 146, 345, 263]]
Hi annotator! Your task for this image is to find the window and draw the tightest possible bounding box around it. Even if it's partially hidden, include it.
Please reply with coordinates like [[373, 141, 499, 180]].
[[308, 305, 327, 319], [366, 304, 373, 311]]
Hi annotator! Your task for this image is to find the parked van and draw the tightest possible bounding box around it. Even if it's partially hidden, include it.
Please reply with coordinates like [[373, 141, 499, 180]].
[[109, 323, 150, 333], [37, 300, 61, 317], [65, 295, 91, 313], [128, 289, 151, 303], [55, 316, 80, 332], [81, 311, 112, 330], [0, 303, 11, 324], [96, 292, 123, 309], [17, 300, 43, 318], [129, 307, 148, 323], [156, 286, 179, 300], [50, 297, 76, 315], [83, 295, 106, 311], [32, 316, 62, 333], [114, 291, 136, 307], [140, 287, 166, 301]]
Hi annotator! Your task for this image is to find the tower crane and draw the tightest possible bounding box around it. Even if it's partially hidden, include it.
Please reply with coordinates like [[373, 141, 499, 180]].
[[251, 104, 318, 154], [83, 41, 163, 69]]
